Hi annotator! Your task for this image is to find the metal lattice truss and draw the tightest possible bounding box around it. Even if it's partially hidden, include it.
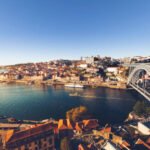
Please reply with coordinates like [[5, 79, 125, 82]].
[[127, 64, 150, 101]]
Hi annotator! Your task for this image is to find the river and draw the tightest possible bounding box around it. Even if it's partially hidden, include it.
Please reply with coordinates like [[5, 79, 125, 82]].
[[0, 84, 145, 125]]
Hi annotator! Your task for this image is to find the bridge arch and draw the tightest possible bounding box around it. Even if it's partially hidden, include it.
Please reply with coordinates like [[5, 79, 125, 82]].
[[127, 64, 150, 84], [127, 64, 150, 101]]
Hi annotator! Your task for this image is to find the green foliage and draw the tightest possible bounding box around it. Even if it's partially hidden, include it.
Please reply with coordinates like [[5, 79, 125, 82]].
[[66, 106, 89, 122], [133, 101, 150, 116], [60, 137, 72, 150], [146, 106, 150, 114]]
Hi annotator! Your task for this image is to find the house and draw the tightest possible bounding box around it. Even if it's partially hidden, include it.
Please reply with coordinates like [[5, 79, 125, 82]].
[[75, 122, 84, 133], [127, 112, 143, 121], [106, 67, 118, 75], [83, 119, 99, 130], [0, 122, 55, 150], [58, 119, 74, 130], [138, 121, 150, 135], [112, 135, 130, 149], [70, 75, 80, 82], [58, 119, 74, 138], [78, 63, 88, 69], [75, 119, 99, 133], [0, 74, 8, 80], [134, 138, 150, 150], [0, 123, 36, 131], [102, 140, 120, 150], [78, 143, 97, 150], [93, 127, 111, 139], [85, 56, 96, 64]]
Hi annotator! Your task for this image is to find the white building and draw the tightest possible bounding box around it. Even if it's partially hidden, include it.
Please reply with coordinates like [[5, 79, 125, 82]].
[[138, 121, 150, 135], [78, 63, 88, 69], [85, 56, 95, 64], [106, 67, 118, 75], [103, 141, 119, 150]]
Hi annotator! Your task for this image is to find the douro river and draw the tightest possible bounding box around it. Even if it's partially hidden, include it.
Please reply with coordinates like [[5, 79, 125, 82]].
[[0, 84, 144, 125]]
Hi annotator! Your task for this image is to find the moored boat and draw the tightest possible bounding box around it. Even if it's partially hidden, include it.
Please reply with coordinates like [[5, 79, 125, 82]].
[[65, 83, 84, 88]]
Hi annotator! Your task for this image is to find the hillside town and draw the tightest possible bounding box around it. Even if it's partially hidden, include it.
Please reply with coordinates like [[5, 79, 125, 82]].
[[0, 56, 150, 90]]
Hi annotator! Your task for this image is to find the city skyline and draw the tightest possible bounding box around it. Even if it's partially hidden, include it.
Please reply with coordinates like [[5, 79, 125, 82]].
[[0, 0, 150, 65]]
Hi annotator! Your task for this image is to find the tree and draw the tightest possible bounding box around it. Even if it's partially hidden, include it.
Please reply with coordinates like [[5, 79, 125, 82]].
[[133, 101, 145, 115], [133, 101, 150, 116], [66, 106, 89, 122], [145, 106, 150, 114], [60, 137, 72, 150]]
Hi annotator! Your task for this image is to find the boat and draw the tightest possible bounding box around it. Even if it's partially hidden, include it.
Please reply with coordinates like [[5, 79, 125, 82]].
[[65, 83, 84, 88], [69, 92, 79, 96]]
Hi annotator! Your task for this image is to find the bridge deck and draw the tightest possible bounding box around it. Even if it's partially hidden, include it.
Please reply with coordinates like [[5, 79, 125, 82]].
[[129, 83, 150, 101]]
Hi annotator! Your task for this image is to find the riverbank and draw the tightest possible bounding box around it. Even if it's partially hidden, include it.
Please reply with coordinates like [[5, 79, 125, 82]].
[[0, 79, 128, 90]]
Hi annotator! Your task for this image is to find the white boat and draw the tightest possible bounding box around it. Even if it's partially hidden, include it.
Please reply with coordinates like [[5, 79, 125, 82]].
[[69, 92, 79, 96], [65, 83, 84, 88]]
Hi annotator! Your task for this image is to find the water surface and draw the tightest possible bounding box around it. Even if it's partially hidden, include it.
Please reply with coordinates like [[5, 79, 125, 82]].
[[0, 84, 144, 125]]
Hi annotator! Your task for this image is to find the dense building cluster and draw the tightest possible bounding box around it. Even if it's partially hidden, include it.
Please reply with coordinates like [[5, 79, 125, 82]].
[[0, 116, 149, 150], [0, 56, 130, 89]]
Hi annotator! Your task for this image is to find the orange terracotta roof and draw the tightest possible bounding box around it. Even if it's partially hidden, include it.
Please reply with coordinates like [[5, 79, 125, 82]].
[[122, 141, 130, 147], [146, 137, 150, 144], [58, 119, 73, 130], [78, 144, 91, 150], [83, 119, 99, 128], [135, 139, 150, 150], [75, 122, 83, 131], [100, 127, 111, 133], [7, 123, 53, 144], [58, 119, 67, 130], [0, 130, 14, 143]]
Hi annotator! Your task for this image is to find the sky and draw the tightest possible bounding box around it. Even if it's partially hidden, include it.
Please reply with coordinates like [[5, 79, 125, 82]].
[[0, 0, 150, 65]]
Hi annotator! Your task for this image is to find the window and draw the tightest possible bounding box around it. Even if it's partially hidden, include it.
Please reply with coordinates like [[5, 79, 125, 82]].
[[35, 147, 38, 150], [24, 145, 28, 150], [44, 143, 47, 147], [48, 146, 54, 150], [49, 138, 53, 144], [17, 147, 21, 150], [35, 141, 38, 145], [28, 143, 31, 147], [38, 140, 42, 148]]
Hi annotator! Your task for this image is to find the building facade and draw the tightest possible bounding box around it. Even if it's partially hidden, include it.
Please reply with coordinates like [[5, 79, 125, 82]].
[[0, 123, 55, 150]]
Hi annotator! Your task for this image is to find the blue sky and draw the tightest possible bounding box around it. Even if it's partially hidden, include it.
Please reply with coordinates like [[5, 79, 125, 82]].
[[0, 0, 150, 65]]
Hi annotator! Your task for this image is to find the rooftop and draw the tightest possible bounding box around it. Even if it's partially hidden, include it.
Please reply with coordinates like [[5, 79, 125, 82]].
[[7, 122, 53, 144]]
